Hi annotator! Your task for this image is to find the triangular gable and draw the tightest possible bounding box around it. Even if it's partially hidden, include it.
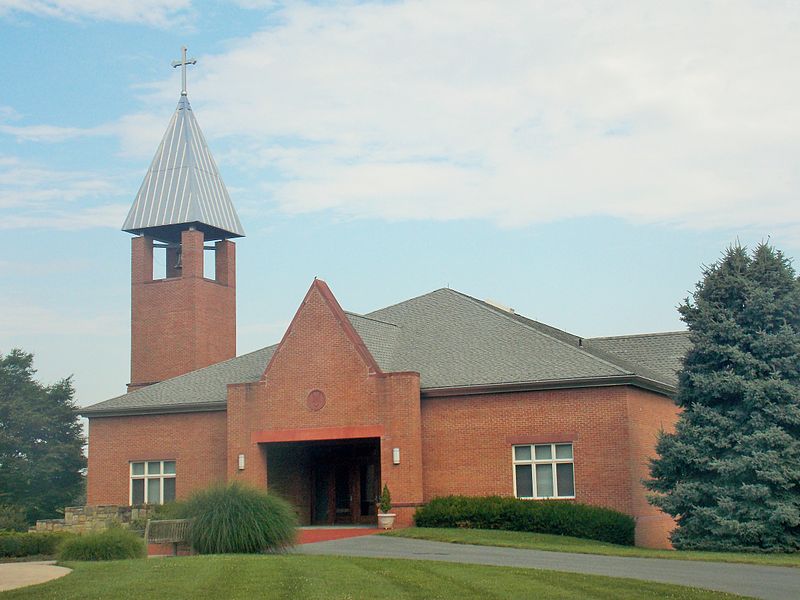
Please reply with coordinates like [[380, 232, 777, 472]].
[[262, 279, 383, 380]]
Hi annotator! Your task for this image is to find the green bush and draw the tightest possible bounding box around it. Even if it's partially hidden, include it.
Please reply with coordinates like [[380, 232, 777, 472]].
[[414, 496, 635, 546], [182, 482, 297, 554], [130, 501, 189, 532], [150, 501, 188, 520], [0, 531, 74, 558], [58, 528, 146, 561], [0, 505, 29, 532]]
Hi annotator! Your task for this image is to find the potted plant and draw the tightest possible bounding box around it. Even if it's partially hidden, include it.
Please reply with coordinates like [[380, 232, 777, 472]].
[[377, 483, 396, 530]]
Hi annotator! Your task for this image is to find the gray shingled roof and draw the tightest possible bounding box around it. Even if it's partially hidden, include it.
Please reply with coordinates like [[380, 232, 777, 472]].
[[588, 332, 691, 383], [82, 288, 688, 416], [121, 95, 245, 243], [366, 289, 634, 388], [83, 345, 274, 415]]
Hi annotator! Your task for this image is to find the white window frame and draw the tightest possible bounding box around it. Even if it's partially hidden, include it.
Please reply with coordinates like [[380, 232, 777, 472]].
[[129, 460, 176, 505], [512, 443, 575, 500]]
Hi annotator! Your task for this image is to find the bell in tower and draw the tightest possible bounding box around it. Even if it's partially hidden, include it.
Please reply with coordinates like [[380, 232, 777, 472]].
[[122, 48, 245, 390]]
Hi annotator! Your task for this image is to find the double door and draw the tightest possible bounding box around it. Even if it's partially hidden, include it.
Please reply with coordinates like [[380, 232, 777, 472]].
[[311, 462, 379, 525]]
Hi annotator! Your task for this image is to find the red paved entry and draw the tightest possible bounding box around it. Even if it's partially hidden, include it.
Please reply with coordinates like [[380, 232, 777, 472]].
[[297, 528, 381, 545], [147, 528, 382, 555]]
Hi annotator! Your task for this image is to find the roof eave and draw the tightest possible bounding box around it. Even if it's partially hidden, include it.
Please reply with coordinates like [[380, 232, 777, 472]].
[[421, 375, 677, 400], [80, 401, 227, 418]]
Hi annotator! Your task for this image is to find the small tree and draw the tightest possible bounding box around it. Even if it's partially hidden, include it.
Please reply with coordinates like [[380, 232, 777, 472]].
[[0, 349, 86, 524], [379, 483, 392, 513], [647, 243, 800, 552]]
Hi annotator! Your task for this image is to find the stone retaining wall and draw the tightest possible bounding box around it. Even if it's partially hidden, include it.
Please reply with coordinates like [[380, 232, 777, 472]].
[[33, 505, 152, 533]]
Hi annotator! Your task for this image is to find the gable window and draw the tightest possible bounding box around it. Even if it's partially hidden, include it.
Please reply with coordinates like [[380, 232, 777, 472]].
[[513, 443, 574, 499], [130, 460, 176, 505]]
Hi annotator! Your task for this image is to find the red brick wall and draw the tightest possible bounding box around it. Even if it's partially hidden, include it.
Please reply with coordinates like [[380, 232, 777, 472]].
[[265, 444, 313, 524], [420, 386, 679, 547], [420, 387, 633, 514], [86, 411, 228, 505], [129, 231, 236, 388], [625, 387, 680, 548]]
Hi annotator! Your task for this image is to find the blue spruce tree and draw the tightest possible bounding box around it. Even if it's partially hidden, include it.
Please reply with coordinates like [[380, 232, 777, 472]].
[[647, 243, 800, 551]]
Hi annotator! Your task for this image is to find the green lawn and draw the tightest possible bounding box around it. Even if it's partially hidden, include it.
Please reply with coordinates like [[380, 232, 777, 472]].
[[385, 528, 800, 568], [0, 554, 747, 600]]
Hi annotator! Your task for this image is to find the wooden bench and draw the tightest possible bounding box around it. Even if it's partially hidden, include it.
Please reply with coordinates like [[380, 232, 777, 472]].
[[144, 519, 192, 556]]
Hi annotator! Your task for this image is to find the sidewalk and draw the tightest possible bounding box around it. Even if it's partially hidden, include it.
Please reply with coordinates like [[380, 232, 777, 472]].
[[0, 561, 71, 592]]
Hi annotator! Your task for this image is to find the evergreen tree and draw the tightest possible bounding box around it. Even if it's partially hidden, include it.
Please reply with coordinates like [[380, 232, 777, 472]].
[[0, 349, 86, 524], [647, 243, 800, 551]]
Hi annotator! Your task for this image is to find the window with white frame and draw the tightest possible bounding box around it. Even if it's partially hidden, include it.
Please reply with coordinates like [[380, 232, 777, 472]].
[[513, 443, 574, 499], [130, 460, 176, 505]]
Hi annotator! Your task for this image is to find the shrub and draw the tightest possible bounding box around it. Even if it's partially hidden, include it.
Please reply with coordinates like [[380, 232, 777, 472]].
[[151, 501, 188, 520], [130, 501, 189, 533], [182, 482, 297, 554], [0, 505, 28, 532], [58, 528, 146, 561], [0, 531, 74, 558], [414, 496, 635, 546]]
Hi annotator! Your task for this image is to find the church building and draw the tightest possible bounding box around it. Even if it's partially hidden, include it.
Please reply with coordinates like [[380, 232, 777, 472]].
[[82, 57, 689, 549]]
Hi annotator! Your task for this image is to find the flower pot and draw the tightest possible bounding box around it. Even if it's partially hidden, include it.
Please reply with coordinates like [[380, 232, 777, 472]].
[[377, 513, 396, 530]]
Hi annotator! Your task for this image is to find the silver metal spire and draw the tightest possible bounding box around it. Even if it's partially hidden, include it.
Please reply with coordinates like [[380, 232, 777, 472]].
[[171, 46, 196, 96], [121, 49, 244, 243]]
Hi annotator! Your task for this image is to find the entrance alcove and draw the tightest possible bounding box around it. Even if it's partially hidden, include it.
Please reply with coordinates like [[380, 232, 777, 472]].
[[265, 438, 381, 526]]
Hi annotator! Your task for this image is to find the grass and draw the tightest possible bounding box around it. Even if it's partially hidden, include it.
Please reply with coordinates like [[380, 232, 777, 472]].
[[385, 528, 800, 568], [0, 554, 749, 599]]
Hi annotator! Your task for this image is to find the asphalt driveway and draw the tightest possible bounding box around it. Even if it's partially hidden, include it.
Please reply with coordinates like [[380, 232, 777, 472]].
[[296, 535, 800, 600]]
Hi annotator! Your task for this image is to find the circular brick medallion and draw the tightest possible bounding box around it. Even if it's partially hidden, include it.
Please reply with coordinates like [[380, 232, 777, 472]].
[[306, 389, 326, 411]]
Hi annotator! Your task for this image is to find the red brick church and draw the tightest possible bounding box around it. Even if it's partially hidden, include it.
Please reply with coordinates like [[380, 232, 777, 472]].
[[82, 79, 689, 549]]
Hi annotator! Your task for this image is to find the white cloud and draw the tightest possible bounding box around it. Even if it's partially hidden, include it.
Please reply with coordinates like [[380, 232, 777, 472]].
[[172, 0, 798, 237], [0, 300, 126, 336], [0, 203, 129, 230], [0, 155, 128, 229], [6, 1, 800, 238], [0, 123, 103, 142], [0, 0, 191, 26]]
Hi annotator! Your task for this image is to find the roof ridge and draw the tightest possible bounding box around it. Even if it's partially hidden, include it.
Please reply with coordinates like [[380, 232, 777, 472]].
[[444, 288, 633, 377], [590, 330, 689, 341], [344, 311, 400, 327], [365, 287, 451, 317]]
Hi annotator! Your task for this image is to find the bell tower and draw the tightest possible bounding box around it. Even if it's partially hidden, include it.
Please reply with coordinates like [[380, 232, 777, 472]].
[[122, 48, 245, 390]]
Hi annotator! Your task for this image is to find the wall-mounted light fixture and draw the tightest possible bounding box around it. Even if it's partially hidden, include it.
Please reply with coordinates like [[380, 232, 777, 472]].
[[238, 454, 245, 470], [392, 447, 400, 465]]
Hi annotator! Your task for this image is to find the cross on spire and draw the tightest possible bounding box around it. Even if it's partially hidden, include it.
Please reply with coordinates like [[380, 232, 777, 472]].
[[171, 46, 197, 96]]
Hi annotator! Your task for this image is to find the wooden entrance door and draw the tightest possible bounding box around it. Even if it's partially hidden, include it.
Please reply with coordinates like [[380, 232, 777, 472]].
[[309, 440, 380, 525], [334, 465, 352, 523]]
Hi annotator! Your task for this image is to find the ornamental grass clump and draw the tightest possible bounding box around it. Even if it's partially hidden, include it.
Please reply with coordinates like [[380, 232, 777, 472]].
[[182, 482, 297, 554], [58, 528, 146, 561]]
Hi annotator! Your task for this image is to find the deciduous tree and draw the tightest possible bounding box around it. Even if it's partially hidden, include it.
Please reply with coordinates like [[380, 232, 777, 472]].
[[0, 349, 86, 524]]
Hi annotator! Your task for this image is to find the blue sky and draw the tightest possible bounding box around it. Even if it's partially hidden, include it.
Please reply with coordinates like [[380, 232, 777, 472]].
[[1, 1, 798, 409]]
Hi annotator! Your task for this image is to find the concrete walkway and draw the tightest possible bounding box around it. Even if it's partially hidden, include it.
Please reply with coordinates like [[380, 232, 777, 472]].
[[0, 561, 71, 592], [296, 535, 800, 600]]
